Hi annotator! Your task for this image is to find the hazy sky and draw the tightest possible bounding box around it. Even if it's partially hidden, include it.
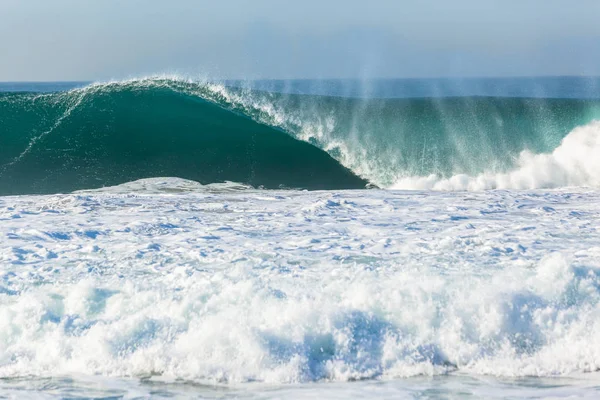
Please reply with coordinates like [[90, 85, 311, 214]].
[[1, 0, 600, 81]]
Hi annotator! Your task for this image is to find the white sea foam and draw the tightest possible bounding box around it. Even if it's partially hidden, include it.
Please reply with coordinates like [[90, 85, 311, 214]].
[[1, 183, 600, 393], [391, 120, 600, 191]]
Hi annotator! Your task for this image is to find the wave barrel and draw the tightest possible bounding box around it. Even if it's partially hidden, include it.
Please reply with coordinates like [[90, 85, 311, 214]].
[[0, 83, 368, 195]]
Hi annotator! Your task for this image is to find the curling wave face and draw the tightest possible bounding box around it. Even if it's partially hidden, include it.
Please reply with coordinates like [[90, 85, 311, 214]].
[[1, 76, 600, 194], [0, 78, 367, 195]]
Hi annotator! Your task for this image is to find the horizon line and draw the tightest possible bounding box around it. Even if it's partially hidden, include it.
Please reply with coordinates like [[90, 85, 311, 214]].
[[1, 74, 599, 84]]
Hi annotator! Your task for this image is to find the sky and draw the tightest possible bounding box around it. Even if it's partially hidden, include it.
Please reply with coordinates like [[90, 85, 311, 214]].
[[1, 0, 600, 81]]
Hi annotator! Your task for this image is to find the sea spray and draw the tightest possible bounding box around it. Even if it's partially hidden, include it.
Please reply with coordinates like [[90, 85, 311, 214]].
[[391, 121, 600, 190]]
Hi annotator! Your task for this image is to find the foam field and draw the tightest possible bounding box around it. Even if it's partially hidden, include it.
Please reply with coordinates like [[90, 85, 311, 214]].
[[1, 180, 599, 397]]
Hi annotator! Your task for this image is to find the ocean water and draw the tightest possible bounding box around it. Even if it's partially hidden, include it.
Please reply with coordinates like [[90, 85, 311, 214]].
[[1, 77, 600, 399]]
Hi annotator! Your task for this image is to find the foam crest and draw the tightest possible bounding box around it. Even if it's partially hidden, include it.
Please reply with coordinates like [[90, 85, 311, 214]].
[[391, 121, 600, 190], [73, 177, 252, 194], [4, 253, 599, 382]]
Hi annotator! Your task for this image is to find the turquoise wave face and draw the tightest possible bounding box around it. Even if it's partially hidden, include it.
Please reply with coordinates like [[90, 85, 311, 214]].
[[1, 77, 600, 195], [0, 81, 367, 195]]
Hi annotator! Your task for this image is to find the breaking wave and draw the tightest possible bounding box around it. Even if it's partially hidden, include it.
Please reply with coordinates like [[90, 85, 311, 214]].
[[1, 76, 600, 194]]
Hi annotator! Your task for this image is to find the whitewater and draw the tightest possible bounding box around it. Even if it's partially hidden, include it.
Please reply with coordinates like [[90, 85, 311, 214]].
[[2, 181, 600, 398], [1, 77, 600, 398]]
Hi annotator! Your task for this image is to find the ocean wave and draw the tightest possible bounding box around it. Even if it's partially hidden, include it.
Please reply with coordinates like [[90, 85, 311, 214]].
[[1, 76, 600, 194], [0, 77, 367, 195]]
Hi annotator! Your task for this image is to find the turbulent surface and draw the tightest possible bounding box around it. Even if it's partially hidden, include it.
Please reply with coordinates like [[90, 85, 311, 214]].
[[1, 179, 600, 398]]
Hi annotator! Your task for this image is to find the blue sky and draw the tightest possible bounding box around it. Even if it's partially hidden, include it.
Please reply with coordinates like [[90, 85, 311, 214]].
[[1, 0, 599, 81]]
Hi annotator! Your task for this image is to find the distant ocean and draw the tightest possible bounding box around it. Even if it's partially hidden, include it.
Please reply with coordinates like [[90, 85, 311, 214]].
[[1, 77, 600, 399]]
